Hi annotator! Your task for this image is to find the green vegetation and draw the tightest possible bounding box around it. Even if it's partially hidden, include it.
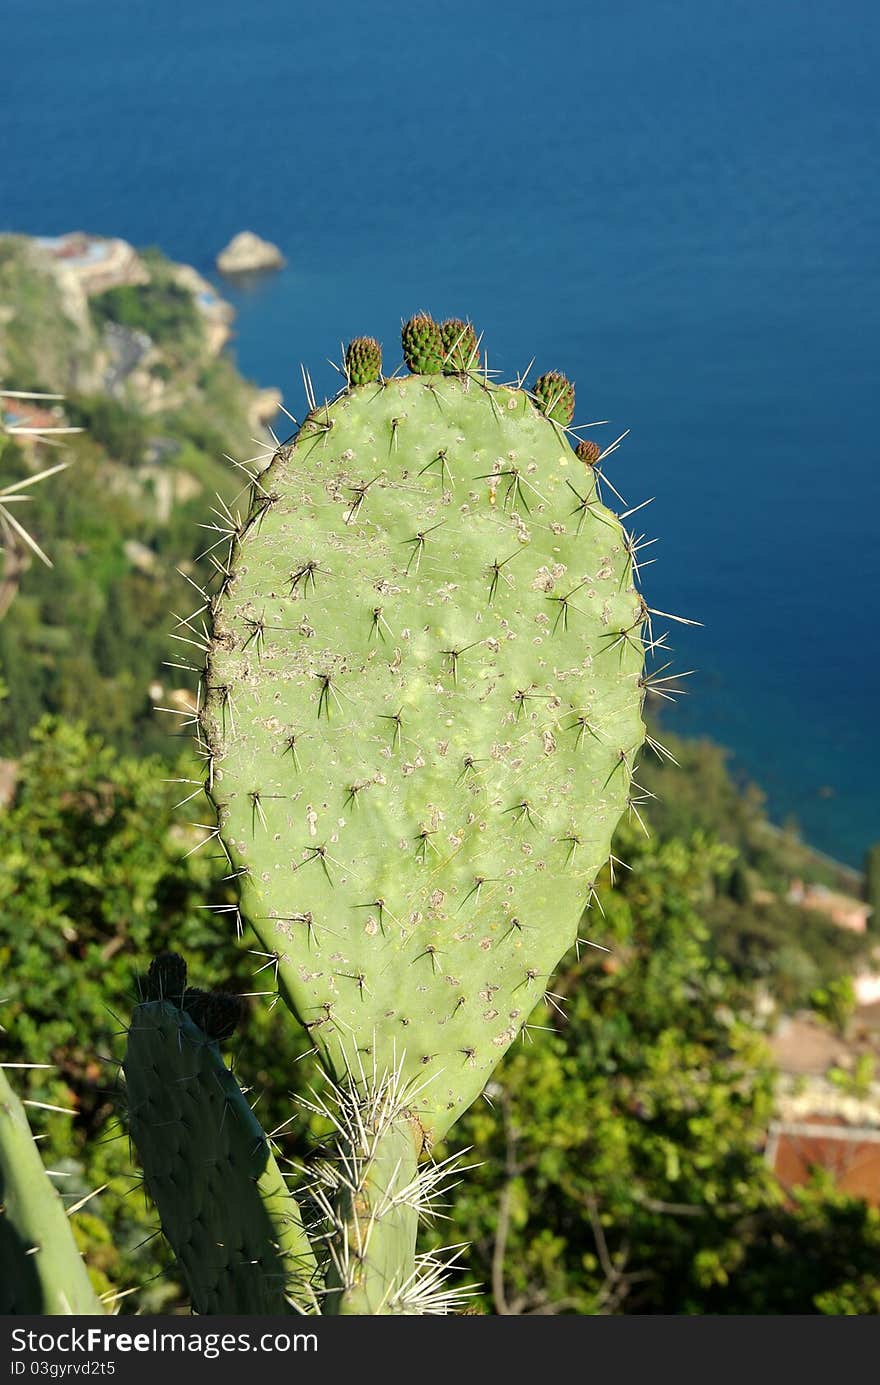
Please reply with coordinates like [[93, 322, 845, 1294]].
[[704, 893, 863, 1015], [639, 737, 868, 1013], [0, 235, 264, 759], [0, 237, 89, 391], [65, 395, 150, 465], [90, 255, 201, 355], [0, 430, 232, 756]]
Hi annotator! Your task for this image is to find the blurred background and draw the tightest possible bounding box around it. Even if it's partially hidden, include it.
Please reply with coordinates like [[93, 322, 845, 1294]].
[[1, 0, 879, 1314]]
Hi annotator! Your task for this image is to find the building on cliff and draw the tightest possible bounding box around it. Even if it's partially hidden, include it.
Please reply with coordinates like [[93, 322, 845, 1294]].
[[36, 232, 149, 295]]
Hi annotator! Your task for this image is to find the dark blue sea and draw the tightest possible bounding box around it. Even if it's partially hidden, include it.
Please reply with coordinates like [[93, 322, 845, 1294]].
[[2, 0, 878, 866]]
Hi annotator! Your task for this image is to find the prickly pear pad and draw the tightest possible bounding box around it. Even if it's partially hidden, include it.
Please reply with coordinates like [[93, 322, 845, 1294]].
[[202, 373, 645, 1141], [0, 1065, 103, 1314], [125, 1001, 318, 1313]]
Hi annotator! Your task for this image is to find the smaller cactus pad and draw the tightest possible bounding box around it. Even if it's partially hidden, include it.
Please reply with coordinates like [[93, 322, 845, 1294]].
[[0, 1066, 103, 1314], [323, 1112, 420, 1315], [125, 1000, 318, 1313], [401, 314, 444, 374], [345, 337, 383, 386], [534, 371, 575, 425]]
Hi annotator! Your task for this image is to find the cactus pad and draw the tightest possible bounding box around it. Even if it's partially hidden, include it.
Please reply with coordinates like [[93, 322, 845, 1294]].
[[0, 1066, 103, 1314], [200, 353, 646, 1143], [125, 1000, 318, 1313]]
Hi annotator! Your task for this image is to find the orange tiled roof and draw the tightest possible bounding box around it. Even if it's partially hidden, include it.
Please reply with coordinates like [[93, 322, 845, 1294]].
[[768, 1119, 880, 1205]]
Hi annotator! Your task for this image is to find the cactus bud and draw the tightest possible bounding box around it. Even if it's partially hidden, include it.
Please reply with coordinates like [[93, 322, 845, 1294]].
[[181, 986, 210, 1030], [401, 313, 444, 374], [440, 318, 478, 373], [181, 987, 243, 1041], [345, 336, 382, 386], [534, 371, 575, 425], [203, 992, 245, 1042], [145, 951, 187, 1006], [576, 439, 601, 465]]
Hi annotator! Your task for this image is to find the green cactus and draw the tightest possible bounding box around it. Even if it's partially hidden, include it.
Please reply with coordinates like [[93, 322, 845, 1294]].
[[0, 1065, 103, 1314], [323, 1123, 419, 1313], [296, 1060, 474, 1314], [124, 994, 320, 1313], [175, 318, 648, 1309], [201, 349, 643, 1143]]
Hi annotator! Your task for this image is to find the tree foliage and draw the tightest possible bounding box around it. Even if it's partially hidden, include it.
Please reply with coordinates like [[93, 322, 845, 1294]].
[[434, 828, 778, 1313], [432, 827, 880, 1314], [90, 269, 200, 358]]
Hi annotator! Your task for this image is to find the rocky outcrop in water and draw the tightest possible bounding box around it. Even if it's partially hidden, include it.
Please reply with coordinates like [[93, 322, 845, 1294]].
[[215, 231, 285, 275]]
